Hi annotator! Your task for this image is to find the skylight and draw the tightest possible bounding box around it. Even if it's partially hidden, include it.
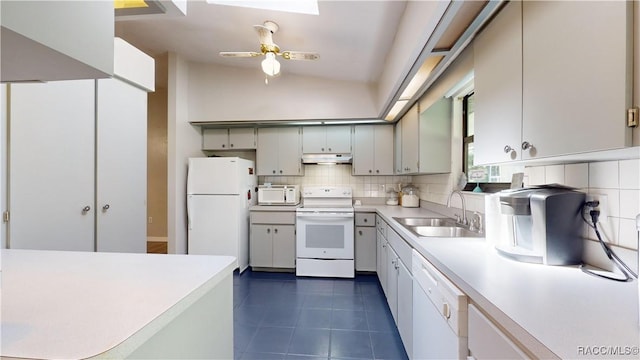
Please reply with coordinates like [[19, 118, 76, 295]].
[[206, 0, 319, 15]]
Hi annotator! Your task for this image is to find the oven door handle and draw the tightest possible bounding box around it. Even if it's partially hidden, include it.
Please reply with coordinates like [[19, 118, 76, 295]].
[[296, 214, 354, 220]]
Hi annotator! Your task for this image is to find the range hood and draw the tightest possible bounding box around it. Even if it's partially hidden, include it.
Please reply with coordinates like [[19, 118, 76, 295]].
[[302, 153, 352, 164]]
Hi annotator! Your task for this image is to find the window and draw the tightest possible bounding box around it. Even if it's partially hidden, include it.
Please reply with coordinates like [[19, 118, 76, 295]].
[[462, 92, 523, 192]]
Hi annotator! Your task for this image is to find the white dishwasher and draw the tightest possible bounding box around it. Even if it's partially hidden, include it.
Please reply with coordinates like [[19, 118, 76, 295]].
[[412, 249, 468, 359]]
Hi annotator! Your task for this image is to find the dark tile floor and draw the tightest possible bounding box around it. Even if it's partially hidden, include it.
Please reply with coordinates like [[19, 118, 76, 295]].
[[233, 270, 409, 360]]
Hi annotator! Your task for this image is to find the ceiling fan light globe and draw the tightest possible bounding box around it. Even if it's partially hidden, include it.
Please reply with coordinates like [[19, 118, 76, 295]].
[[261, 52, 281, 76]]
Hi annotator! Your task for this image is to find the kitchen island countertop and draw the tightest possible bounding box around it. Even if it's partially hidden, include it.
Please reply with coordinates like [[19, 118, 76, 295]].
[[357, 204, 639, 359], [1, 249, 236, 359]]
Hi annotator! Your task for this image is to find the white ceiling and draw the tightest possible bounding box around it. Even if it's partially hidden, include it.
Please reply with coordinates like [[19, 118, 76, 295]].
[[115, 0, 408, 85]]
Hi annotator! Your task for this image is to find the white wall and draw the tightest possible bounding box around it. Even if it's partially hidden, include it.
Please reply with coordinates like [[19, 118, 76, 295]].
[[167, 53, 202, 254], [188, 63, 378, 122]]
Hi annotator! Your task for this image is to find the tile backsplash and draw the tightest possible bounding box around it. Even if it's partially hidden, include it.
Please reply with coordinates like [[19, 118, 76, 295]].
[[525, 159, 640, 251], [258, 159, 638, 252], [259, 164, 411, 198]]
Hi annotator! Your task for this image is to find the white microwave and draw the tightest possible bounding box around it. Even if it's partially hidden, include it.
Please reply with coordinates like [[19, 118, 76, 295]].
[[258, 185, 300, 205]]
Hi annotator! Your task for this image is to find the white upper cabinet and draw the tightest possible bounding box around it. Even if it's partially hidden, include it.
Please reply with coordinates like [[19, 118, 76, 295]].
[[474, 0, 523, 165], [229, 128, 257, 149], [203, 129, 229, 150], [257, 127, 303, 176], [401, 105, 420, 174], [521, 0, 632, 158], [394, 120, 403, 174], [302, 125, 351, 153], [352, 125, 394, 175], [474, 1, 633, 165], [1, 1, 114, 82], [419, 98, 452, 174], [203, 128, 256, 150]]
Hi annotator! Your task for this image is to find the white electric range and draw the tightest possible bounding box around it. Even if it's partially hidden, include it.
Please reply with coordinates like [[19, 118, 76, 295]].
[[295, 186, 354, 278]]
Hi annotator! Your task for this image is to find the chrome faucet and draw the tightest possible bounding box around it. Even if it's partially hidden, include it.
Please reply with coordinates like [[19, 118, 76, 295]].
[[469, 212, 483, 233], [447, 190, 467, 225]]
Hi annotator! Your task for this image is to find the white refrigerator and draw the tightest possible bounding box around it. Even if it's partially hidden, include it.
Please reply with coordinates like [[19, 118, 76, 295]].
[[187, 157, 256, 272]]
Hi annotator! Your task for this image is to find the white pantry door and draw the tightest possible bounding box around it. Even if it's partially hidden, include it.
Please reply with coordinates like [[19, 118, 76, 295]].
[[95, 78, 147, 253], [9, 80, 95, 251]]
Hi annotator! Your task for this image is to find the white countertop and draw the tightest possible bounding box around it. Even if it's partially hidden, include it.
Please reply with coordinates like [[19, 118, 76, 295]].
[[250, 204, 300, 211], [1, 249, 236, 359], [358, 205, 640, 359]]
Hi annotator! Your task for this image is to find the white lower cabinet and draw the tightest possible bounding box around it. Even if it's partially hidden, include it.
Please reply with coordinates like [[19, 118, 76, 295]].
[[468, 304, 527, 359], [249, 211, 296, 269], [377, 220, 413, 359], [355, 212, 376, 271], [397, 258, 413, 359], [376, 216, 389, 294], [386, 245, 399, 321]]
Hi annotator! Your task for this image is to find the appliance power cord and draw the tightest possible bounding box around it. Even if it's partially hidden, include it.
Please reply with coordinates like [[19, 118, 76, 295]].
[[579, 202, 638, 282]]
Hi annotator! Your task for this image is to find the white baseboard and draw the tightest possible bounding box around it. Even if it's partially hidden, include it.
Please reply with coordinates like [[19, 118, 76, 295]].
[[147, 236, 168, 243]]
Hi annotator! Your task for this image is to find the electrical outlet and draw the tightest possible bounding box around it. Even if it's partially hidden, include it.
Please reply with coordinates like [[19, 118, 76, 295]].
[[586, 194, 608, 222], [148, 217, 153, 224]]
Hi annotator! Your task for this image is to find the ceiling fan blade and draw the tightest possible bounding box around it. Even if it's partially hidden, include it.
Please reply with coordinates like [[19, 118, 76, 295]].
[[219, 51, 262, 58], [281, 51, 320, 61]]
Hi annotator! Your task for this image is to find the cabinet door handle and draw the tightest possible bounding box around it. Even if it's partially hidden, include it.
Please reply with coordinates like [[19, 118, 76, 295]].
[[102, 204, 110, 211], [504, 145, 513, 154], [328, 147, 332, 152], [279, 170, 283, 174], [230, 143, 234, 148], [358, 230, 363, 236], [521, 141, 533, 150], [82, 206, 91, 214], [376, 169, 379, 173], [321, 147, 325, 152], [274, 228, 278, 234], [364, 218, 368, 223], [222, 144, 226, 148], [272, 170, 276, 174], [369, 169, 372, 173], [267, 228, 271, 234]]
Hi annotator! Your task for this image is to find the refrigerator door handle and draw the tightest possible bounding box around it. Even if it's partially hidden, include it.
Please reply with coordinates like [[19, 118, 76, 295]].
[[187, 195, 193, 230]]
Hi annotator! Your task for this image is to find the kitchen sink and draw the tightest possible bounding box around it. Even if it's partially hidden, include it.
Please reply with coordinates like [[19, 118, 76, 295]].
[[393, 217, 483, 238], [411, 226, 481, 238], [393, 217, 457, 227]]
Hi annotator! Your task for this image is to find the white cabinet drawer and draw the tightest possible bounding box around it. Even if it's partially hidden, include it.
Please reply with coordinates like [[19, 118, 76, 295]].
[[355, 213, 375, 227], [250, 211, 296, 225], [376, 215, 387, 238], [387, 227, 412, 272]]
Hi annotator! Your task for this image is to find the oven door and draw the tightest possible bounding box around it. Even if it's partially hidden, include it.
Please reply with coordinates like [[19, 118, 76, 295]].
[[296, 210, 354, 259]]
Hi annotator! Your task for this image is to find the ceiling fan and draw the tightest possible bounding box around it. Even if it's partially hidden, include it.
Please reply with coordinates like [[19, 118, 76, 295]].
[[219, 20, 320, 81]]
